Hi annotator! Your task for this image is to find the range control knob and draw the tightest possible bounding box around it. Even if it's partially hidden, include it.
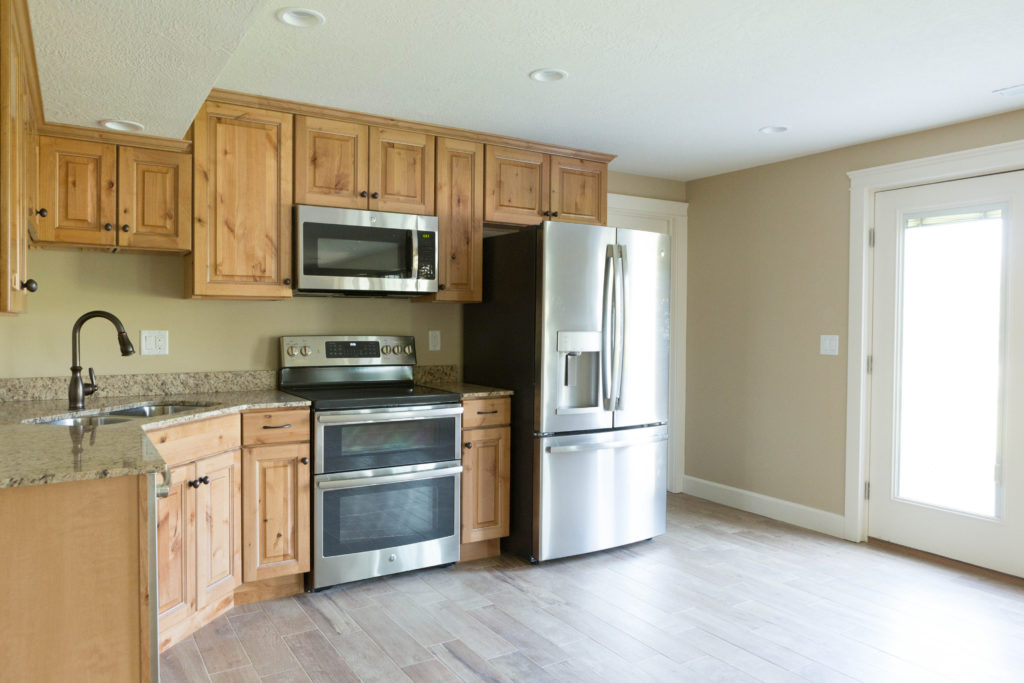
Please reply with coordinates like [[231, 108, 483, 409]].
[[404, 344, 413, 355], [300, 346, 312, 357], [286, 346, 299, 357], [381, 345, 390, 355]]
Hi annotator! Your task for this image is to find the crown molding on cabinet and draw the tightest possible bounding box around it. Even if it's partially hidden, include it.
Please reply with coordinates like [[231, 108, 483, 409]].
[[35, 121, 192, 153], [207, 88, 617, 165]]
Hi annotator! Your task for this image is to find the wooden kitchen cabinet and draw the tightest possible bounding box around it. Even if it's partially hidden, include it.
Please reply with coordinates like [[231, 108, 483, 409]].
[[485, 145, 607, 226], [189, 100, 293, 299], [35, 136, 191, 251], [149, 414, 242, 652], [460, 397, 511, 561], [240, 408, 311, 584], [295, 115, 434, 215], [422, 136, 483, 303], [1, 0, 38, 314]]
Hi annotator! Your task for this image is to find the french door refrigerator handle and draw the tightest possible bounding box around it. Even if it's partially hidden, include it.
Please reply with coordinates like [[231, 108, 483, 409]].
[[602, 248, 614, 404], [612, 246, 625, 409]]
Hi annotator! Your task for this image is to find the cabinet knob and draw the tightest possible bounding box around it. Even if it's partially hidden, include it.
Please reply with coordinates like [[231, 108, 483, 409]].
[[551, 211, 559, 217], [464, 442, 472, 449], [283, 278, 292, 285], [121, 224, 130, 233], [300, 457, 309, 465], [20, 279, 38, 292], [371, 192, 380, 199], [188, 479, 201, 488], [104, 223, 113, 231], [543, 211, 551, 216], [199, 475, 210, 485], [360, 191, 368, 198], [438, 283, 446, 290], [34, 208, 47, 217]]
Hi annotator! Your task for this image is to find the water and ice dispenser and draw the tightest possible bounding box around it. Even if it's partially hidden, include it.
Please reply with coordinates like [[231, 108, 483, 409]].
[[555, 331, 602, 413]]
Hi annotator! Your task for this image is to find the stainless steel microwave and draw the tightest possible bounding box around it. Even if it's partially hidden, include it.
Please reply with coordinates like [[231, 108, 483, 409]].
[[294, 205, 438, 295]]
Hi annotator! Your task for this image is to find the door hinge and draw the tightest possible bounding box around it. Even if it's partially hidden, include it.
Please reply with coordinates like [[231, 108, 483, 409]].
[[866, 355, 873, 374], [864, 481, 870, 500], [868, 228, 875, 247]]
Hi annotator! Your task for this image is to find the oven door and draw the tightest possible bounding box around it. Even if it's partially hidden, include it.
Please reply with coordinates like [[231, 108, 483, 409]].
[[312, 461, 462, 589], [315, 405, 463, 475]]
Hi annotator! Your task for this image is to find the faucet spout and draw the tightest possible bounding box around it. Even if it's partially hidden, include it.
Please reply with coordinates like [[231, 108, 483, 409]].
[[69, 310, 136, 411]]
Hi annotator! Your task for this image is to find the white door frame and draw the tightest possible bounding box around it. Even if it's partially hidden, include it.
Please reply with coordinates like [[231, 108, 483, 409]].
[[607, 193, 688, 492], [845, 139, 1024, 541]]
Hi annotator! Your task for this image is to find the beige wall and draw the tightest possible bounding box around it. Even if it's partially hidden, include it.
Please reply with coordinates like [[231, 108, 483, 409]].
[[685, 108, 1024, 515], [609, 171, 686, 202], [0, 250, 462, 378]]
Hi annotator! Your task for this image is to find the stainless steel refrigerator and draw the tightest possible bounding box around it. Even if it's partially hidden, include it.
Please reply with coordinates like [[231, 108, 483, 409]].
[[463, 220, 670, 562]]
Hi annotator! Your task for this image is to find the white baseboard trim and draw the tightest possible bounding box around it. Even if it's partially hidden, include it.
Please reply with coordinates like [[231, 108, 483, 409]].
[[681, 475, 846, 539]]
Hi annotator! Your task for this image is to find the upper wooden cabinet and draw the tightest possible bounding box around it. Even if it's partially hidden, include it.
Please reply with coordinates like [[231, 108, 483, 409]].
[[295, 116, 434, 215], [426, 137, 483, 303], [485, 145, 607, 226], [35, 136, 191, 252], [189, 101, 293, 299]]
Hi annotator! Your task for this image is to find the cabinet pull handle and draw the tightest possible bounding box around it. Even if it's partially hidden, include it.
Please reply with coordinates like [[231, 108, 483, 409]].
[[121, 224, 130, 233], [263, 423, 292, 429], [35, 208, 47, 217], [20, 279, 38, 292], [476, 410, 499, 415], [104, 223, 113, 231], [464, 442, 472, 449], [300, 457, 310, 465]]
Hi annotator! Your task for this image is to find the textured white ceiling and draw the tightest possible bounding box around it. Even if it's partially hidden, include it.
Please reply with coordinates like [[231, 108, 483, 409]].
[[28, 0, 1024, 181]]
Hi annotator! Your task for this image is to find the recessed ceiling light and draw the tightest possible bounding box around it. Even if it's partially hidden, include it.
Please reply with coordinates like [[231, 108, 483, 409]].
[[99, 119, 145, 133], [529, 68, 568, 83], [993, 84, 1024, 97], [759, 125, 791, 134], [275, 7, 325, 27]]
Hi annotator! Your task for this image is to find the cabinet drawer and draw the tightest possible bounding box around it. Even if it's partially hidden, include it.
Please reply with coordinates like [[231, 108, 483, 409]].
[[242, 409, 310, 445], [462, 398, 510, 429], [146, 413, 241, 468]]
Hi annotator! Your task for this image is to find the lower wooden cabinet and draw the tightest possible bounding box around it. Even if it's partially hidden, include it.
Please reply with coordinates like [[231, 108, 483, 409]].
[[460, 397, 511, 561], [242, 442, 310, 581]]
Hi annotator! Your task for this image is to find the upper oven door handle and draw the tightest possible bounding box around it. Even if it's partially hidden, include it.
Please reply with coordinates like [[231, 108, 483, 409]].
[[316, 406, 464, 426], [316, 465, 463, 490]]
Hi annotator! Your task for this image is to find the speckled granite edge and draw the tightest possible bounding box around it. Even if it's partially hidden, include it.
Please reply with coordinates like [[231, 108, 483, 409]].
[[0, 370, 276, 403], [414, 365, 459, 386], [422, 382, 513, 400]]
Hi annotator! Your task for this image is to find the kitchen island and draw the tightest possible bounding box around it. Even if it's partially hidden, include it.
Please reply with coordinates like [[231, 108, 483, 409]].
[[0, 391, 309, 682]]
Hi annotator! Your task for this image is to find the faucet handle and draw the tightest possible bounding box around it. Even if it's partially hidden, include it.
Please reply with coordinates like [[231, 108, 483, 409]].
[[83, 367, 98, 396]]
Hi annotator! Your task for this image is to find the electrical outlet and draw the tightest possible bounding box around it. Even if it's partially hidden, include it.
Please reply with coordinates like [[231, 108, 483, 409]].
[[428, 330, 441, 351], [141, 330, 169, 356], [820, 334, 839, 356]]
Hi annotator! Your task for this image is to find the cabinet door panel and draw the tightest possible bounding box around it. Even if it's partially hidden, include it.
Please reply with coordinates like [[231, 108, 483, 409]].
[[550, 156, 607, 225], [484, 146, 548, 224], [462, 426, 510, 543], [190, 102, 292, 299], [117, 147, 191, 251], [369, 127, 434, 214], [243, 443, 311, 581], [195, 450, 242, 609], [157, 463, 196, 630], [433, 137, 483, 302], [37, 136, 117, 245], [295, 116, 368, 209]]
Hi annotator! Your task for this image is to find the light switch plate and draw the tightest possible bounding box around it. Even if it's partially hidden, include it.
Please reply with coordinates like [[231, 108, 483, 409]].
[[428, 330, 441, 351], [820, 334, 839, 356], [141, 330, 169, 356]]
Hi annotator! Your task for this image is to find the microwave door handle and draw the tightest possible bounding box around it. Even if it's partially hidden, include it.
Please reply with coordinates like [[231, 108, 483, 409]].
[[317, 465, 463, 490]]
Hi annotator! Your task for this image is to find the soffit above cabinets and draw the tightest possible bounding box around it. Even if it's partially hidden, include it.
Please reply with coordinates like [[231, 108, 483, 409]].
[[26, 0, 1024, 181]]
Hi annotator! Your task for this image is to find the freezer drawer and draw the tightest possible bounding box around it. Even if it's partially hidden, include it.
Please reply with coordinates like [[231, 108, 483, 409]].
[[536, 424, 667, 562]]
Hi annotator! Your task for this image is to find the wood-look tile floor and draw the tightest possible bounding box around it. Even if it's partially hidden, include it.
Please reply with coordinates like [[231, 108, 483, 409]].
[[161, 493, 1024, 682]]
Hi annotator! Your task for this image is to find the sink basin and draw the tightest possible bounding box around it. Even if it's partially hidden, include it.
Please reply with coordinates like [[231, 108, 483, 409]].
[[39, 416, 134, 427], [105, 403, 215, 417]]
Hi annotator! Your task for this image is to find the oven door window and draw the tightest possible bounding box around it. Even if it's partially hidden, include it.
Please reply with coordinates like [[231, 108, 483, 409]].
[[321, 476, 455, 556], [303, 222, 412, 278], [321, 416, 458, 473]]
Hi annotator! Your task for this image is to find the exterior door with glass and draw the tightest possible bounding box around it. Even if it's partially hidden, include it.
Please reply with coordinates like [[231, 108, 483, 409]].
[[869, 171, 1024, 577]]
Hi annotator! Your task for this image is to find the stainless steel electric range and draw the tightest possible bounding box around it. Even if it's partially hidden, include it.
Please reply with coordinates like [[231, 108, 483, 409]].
[[278, 335, 463, 590]]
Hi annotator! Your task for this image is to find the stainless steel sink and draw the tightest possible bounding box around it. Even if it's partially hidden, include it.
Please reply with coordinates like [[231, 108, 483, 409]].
[[39, 416, 134, 427], [105, 403, 215, 417]]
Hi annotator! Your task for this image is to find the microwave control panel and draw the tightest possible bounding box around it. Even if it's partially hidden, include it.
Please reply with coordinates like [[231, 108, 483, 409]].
[[417, 232, 436, 280]]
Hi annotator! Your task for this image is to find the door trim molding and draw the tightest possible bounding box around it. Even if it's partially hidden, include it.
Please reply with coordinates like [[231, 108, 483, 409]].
[[845, 138, 1024, 541], [607, 193, 688, 493]]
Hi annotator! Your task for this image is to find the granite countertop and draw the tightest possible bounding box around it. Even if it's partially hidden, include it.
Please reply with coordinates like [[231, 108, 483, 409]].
[[0, 391, 309, 489], [423, 382, 513, 400]]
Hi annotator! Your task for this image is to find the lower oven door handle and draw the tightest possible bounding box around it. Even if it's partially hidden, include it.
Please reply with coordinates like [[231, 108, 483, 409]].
[[316, 465, 463, 490], [316, 406, 464, 426]]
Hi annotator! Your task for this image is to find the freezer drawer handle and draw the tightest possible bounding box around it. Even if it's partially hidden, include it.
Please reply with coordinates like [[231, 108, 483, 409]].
[[316, 465, 463, 490], [546, 434, 667, 453]]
